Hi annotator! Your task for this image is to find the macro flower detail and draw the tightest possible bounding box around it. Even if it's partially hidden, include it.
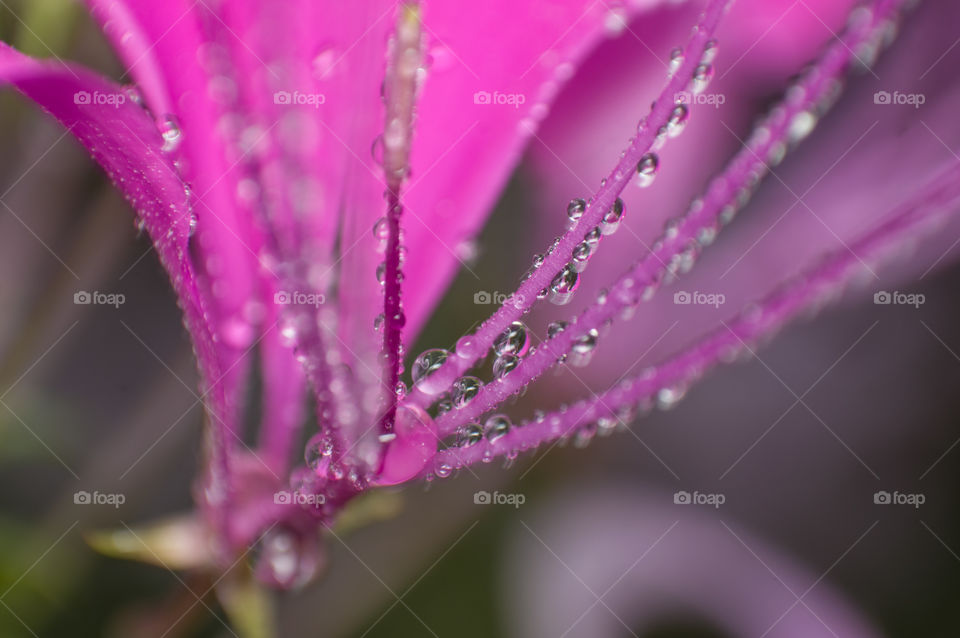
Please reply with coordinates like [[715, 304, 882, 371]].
[[1, 0, 959, 635]]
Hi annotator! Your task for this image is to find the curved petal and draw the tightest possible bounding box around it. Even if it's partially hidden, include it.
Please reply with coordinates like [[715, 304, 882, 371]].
[[0, 44, 236, 535]]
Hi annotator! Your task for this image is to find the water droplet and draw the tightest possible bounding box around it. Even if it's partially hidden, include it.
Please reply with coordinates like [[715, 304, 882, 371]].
[[549, 264, 580, 305], [599, 198, 625, 235], [657, 384, 687, 410], [459, 424, 483, 447], [667, 104, 689, 137], [691, 63, 713, 94], [411, 348, 450, 395], [484, 414, 511, 441], [253, 527, 320, 590], [373, 313, 385, 332], [435, 462, 453, 478], [312, 46, 339, 79], [636, 152, 659, 188], [568, 328, 599, 367], [567, 198, 587, 225], [570, 241, 595, 272], [375, 262, 386, 285], [493, 353, 520, 379], [668, 47, 684, 74], [702, 39, 719, 64], [452, 376, 483, 408], [493, 321, 530, 357], [372, 217, 389, 251], [158, 114, 183, 153], [604, 8, 628, 36], [788, 110, 817, 144], [547, 320, 568, 339]]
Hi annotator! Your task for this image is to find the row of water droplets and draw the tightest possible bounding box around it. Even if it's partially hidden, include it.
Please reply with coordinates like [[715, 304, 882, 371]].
[[398, 34, 727, 476], [424, 0, 911, 473]]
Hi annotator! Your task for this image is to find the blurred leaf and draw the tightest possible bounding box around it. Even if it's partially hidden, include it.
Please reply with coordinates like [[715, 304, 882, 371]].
[[332, 488, 405, 536], [215, 569, 275, 638], [85, 515, 213, 570]]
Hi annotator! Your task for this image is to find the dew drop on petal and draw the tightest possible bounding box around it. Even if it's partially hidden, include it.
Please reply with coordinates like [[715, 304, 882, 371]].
[[372, 217, 389, 251], [484, 414, 511, 441], [568, 328, 599, 367], [667, 104, 689, 138], [493, 353, 520, 379], [458, 423, 483, 447], [493, 321, 530, 357], [452, 376, 483, 408], [599, 198, 625, 235], [253, 526, 322, 590], [158, 114, 183, 153], [549, 264, 580, 305], [567, 198, 587, 224], [411, 348, 450, 395], [636, 152, 659, 188]]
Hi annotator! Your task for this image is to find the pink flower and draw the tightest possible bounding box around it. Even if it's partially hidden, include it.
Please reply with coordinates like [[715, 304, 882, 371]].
[[0, 0, 957, 611]]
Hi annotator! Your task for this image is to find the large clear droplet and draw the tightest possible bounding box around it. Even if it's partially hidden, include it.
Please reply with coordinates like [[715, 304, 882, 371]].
[[567, 198, 587, 225], [549, 265, 580, 305], [493, 321, 530, 357], [372, 217, 389, 252], [570, 241, 595, 272], [636, 152, 659, 188], [459, 423, 483, 447], [667, 104, 689, 137], [452, 376, 483, 408], [484, 414, 511, 441], [253, 526, 321, 590], [411, 348, 450, 395], [568, 328, 599, 367], [159, 114, 183, 153], [599, 198, 625, 236], [493, 353, 520, 379]]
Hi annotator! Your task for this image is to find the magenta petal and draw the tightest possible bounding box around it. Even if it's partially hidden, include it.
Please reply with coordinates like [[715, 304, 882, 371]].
[[0, 43, 235, 524], [400, 1, 661, 338]]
